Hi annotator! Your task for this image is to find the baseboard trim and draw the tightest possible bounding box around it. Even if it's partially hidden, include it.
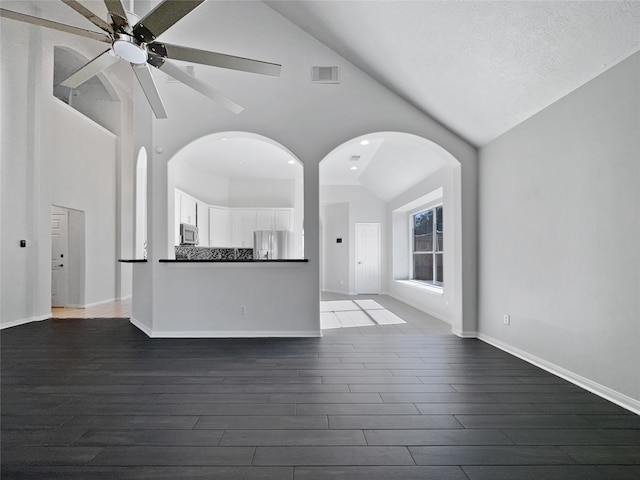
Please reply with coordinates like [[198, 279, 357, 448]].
[[129, 317, 153, 337], [84, 298, 117, 308], [1, 314, 50, 330], [149, 330, 323, 338], [477, 332, 640, 415], [322, 288, 350, 296], [451, 327, 478, 338], [129, 319, 321, 339]]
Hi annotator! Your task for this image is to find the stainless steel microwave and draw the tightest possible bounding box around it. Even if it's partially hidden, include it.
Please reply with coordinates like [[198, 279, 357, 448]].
[[180, 223, 199, 245]]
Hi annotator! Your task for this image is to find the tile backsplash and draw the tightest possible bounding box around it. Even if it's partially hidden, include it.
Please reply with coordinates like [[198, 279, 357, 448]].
[[175, 246, 254, 260]]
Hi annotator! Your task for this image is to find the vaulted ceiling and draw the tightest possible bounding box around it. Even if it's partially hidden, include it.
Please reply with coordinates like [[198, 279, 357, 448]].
[[5, 0, 638, 200], [267, 0, 640, 147]]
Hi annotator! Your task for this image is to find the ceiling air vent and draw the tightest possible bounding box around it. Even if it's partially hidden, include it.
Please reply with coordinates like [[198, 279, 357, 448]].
[[311, 66, 340, 84]]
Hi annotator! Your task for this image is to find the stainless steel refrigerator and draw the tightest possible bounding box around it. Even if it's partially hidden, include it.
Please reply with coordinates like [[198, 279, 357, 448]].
[[253, 230, 294, 260]]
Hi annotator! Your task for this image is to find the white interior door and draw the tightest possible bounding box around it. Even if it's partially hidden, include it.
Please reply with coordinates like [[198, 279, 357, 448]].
[[51, 211, 69, 307], [355, 223, 380, 294]]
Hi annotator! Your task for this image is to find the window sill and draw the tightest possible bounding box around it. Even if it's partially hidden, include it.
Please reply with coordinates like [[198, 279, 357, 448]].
[[393, 279, 443, 295]]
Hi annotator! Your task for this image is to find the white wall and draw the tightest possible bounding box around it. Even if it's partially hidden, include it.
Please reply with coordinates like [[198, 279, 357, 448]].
[[131, 0, 476, 338], [478, 52, 640, 411], [1, 18, 53, 326], [320, 185, 387, 294], [171, 161, 230, 207], [387, 166, 459, 326], [147, 263, 317, 337], [66, 207, 85, 307], [52, 101, 118, 307], [0, 13, 134, 327], [229, 178, 295, 208], [320, 202, 350, 293]]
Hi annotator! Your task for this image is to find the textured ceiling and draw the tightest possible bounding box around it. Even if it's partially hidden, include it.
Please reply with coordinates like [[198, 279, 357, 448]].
[[267, 0, 640, 146]]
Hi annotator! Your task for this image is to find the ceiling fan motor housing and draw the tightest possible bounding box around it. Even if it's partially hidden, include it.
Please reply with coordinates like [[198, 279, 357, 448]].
[[112, 33, 148, 64]]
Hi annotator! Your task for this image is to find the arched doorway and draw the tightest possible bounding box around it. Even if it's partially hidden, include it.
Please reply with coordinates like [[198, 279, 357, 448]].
[[166, 132, 304, 259], [319, 132, 462, 333]]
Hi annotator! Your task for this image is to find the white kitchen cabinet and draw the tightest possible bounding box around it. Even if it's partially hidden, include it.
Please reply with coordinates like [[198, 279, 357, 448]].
[[274, 209, 293, 231], [209, 206, 230, 247], [196, 201, 209, 246], [255, 209, 274, 230], [229, 208, 295, 247], [179, 191, 197, 226], [231, 209, 256, 247]]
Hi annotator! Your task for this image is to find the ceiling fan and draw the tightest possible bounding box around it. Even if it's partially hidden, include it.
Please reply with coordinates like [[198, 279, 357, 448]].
[[0, 0, 282, 118]]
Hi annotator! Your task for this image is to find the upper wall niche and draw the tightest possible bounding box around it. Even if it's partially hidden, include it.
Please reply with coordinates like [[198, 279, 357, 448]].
[[53, 46, 120, 134]]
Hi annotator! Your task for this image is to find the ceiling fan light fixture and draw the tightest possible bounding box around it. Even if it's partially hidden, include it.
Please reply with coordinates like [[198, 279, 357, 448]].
[[113, 34, 147, 64]]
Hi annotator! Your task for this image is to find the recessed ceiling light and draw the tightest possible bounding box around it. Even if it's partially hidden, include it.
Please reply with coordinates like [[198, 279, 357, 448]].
[[288, 160, 296, 165], [350, 166, 358, 171], [360, 140, 370, 146]]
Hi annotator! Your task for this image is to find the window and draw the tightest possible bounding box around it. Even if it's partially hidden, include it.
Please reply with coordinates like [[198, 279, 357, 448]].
[[412, 205, 443, 286]]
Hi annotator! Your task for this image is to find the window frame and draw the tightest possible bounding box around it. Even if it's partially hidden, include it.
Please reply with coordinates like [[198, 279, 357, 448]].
[[409, 203, 443, 288]]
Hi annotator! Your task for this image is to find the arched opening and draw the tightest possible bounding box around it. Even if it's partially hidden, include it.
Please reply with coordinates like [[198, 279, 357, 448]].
[[53, 46, 120, 133], [135, 147, 148, 259], [319, 132, 462, 333], [167, 132, 304, 260]]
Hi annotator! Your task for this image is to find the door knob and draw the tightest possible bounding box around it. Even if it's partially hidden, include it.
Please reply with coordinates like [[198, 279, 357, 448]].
[[58, 264, 64, 267]]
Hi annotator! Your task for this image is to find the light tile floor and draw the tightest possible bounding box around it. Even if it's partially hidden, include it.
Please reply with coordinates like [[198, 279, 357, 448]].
[[321, 292, 452, 336]]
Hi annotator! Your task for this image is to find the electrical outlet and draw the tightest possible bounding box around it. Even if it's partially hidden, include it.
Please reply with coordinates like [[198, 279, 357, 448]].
[[240, 305, 247, 315], [503, 314, 510, 326]]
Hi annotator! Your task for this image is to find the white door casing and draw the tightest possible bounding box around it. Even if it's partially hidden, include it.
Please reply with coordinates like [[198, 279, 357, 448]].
[[355, 223, 380, 294], [51, 211, 69, 307]]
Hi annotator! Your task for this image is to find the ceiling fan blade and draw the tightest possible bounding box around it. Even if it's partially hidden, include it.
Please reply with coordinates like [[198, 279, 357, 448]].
[[60, 49, 120, 88], [61, 0, 113, 33], [0, 8, 111, 43], [132, 63, 168, 119], [154, 58, 243, 114], [103, 0, 128, 30], [132, 0, 204, 43], [150, 42, 281, 77]]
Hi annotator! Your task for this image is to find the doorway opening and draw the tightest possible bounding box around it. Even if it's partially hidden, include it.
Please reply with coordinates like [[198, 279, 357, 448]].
[[51, 205, 85, 308], [319, 131, 462, 334], [166, 131, 304, 259]]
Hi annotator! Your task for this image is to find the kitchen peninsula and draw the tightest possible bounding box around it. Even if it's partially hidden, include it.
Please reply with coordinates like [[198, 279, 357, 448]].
[[123, 249, 314, 338]]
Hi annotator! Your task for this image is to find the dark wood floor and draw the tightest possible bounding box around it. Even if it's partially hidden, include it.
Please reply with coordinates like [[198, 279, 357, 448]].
[[1, 318, 638, 479]]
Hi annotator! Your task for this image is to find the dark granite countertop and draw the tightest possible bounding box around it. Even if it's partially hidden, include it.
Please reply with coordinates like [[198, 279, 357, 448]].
[[159, 259, 308, 263]]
